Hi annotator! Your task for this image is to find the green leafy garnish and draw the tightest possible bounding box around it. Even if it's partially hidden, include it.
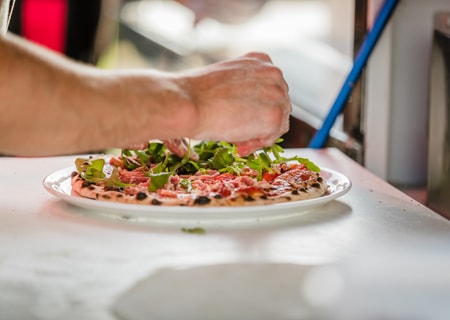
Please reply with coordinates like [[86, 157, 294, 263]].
[[148, 172, 172, 192], [211, 148, 235, 169], [74, 157, 131, 187], [74, 139, 320, 192], [181, 227, 206, 234], [179, 178, 192, 192], [75, 158, 106, 182]]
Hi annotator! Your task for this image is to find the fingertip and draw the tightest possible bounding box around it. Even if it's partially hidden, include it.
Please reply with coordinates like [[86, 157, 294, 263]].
[[235, 135, 280, 156], [235, 145, 256, 157]]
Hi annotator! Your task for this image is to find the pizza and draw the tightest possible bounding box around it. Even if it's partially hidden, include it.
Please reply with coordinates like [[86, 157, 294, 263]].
[[70, 140, 328, 207]]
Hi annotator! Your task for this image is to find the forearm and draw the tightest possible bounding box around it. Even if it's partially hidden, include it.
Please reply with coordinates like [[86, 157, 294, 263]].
[[0, 33, 197, 156], [0, 33, 291, 157]]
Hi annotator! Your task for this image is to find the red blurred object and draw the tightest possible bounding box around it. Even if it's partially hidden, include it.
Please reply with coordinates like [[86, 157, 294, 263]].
[[22, 0, 68, 53]]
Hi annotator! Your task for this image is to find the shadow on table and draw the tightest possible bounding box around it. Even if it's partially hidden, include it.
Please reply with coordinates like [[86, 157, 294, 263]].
[[112, 262, 339, 320], [111, 252, 450, 320]]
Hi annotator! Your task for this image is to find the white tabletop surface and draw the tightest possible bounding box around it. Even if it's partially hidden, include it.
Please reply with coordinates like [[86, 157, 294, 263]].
[[1, 148, 449, 320]]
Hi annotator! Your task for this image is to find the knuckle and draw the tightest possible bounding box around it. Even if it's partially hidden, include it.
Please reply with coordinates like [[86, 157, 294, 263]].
[[264, 83, 288, 101], [244, 51, 272, 62]]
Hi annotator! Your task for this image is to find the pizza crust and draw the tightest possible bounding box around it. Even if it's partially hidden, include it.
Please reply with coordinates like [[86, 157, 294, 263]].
[[71, 170, 328, 207]]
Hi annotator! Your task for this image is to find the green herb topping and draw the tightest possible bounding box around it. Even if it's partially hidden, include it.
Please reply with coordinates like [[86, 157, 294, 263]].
[[181, 227, 206, 234], [74, 139, 320, 191]]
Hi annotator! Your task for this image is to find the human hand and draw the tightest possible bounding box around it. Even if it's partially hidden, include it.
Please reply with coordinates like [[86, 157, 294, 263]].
[[180, 52, 291, 156]]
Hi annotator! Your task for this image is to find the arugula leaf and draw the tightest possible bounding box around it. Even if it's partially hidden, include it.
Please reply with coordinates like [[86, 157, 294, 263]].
[[146, 142, 166, 162], [290, 157, 321, 172], [148, 172, 172, 192], [104, 168, 132, 187], [211, 148, 234, 169], [181, 227, 206, 234], [194, 141, 222, 160], [75, 157, 132, 187], [176, 161, 200, 175], [75, 158, 105, 182]]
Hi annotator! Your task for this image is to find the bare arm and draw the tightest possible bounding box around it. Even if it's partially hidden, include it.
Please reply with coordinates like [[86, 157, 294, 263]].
[[0, 33, 290, 156], [0, 33, 199, 156]]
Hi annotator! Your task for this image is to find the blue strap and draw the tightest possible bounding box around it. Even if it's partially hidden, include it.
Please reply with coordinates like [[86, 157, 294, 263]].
[[308, 0, 399, 148]]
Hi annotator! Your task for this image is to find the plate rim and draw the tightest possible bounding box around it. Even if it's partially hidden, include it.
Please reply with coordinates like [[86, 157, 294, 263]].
[[42, 165, 351, 220]]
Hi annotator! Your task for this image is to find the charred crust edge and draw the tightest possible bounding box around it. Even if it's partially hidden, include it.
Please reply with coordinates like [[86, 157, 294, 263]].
[[194, 196, 211, 205]]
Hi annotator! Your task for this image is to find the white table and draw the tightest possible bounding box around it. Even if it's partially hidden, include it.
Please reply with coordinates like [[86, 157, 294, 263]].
[[1, 148, 449, 320]]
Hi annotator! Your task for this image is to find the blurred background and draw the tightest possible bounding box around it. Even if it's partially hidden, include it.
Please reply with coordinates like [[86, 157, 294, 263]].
[[8, 0, 450, 217]]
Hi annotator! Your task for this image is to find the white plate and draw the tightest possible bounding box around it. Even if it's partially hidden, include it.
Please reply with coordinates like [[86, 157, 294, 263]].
[[43, 166, 351, 225]]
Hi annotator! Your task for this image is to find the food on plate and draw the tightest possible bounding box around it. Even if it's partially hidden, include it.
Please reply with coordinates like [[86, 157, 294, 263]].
[[71, 140, 328, 207]]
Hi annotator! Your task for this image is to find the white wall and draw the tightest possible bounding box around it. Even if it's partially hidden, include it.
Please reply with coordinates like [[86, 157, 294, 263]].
[[364, 0, 450, 187]]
